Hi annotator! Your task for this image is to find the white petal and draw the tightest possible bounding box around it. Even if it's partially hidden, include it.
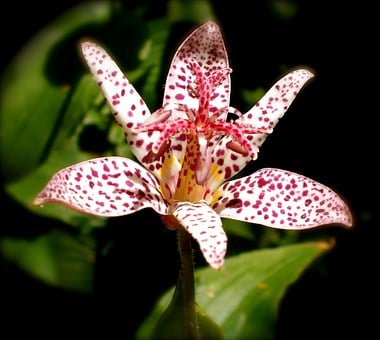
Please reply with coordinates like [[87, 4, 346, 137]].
[[239, 68, 314, 151], [172, 201, 227, 269], [81, 42, 163, 171], [206, 68, 315, 186], [212, 168, 352, 229], [163, 21, 230, 116], [34, 157, 169, 217]]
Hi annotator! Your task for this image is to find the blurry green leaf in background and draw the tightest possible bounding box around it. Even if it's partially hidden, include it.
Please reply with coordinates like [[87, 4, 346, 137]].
[[0, 228, 96, 294]]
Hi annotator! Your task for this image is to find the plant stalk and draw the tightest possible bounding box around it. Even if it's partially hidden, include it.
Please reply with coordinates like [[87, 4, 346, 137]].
[[177, 226, 198, 339]]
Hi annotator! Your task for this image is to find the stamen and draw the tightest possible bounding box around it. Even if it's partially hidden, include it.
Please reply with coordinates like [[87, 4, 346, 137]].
[[134, 109, 171, 132], [142, 140, 171, 163], [226, 140, 250, 155]]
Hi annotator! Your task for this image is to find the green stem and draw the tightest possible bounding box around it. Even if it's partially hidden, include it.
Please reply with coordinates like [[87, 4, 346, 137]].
[[177, 226, 198, 339]]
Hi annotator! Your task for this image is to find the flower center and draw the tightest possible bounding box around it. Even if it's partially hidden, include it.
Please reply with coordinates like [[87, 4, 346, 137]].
[[134, 62, 271, 189]]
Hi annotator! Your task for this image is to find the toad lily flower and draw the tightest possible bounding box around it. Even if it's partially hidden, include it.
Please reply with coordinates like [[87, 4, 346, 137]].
[[34, 21, 352, 269]]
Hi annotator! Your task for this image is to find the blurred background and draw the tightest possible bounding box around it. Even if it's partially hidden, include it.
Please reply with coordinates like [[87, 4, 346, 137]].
[[1, 0, 376, 338]]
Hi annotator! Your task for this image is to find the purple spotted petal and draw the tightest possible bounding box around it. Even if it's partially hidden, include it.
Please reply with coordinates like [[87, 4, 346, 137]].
[[172, 201, 227, 269], [239, 68, 314, 152], [163, 21, 230, 117], [33, 157, 168, 217], [205, 68, 315, 188], [212, 168, 353, 229], [81, 42, 162, 168]]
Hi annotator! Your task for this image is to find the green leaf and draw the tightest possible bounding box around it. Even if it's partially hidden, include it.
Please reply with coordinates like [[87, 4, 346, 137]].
[[242, 87, 266, 106], [0, 228, 96, 294], [139, 20, 171, 108], [5, 143, 107, 229], [4, 74, 108, 229], [137, 240, 334, 339], [0, 1, 112, 182], [167, 0, 217, 22]]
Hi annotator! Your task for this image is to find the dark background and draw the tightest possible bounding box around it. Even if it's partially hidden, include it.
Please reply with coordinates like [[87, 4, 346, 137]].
[[1, 1, 377, 339]]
